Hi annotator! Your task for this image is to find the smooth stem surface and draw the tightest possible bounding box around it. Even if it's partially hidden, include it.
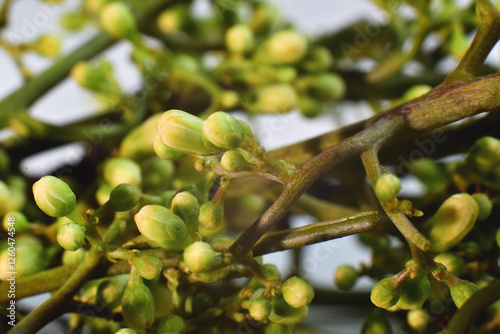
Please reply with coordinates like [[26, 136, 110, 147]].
[[228, 116, 404, 258], [8, 247, 102, 334], [361, 148, 432, 251]]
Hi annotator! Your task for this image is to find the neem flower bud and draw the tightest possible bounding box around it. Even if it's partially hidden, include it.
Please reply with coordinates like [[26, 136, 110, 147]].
[[397, 274, 430, 310], [32, 34, 61, 58], [424, 193, 479, 252], [374, 173, 401, 200], [109, 184, 140, 211], [158, 109, 222, 156], [472, 193, 492, 221], [156, 4, 190, 35], [282, 276, 314, 308], [370, 277, 401, 309], [295, 73, 346, 101], [220, 149, 257, 172], [121, 273, 155, 330], [153, 136, 187, 160], [57, 223, 86, 251], [158, 314, 185, 333], [62, 247, 86, 265], [143, 159, 175, 193], [249, 297, 273, 321], [256, 30, 308, 65], [202, 112, 254, 150], [97, 274, 129, 306], [300, 46, 333, 72], [134, 205, 189, 249], [198, 201, 224, 230], [407, 309, 429, 331], [3, 211, 30, 233], [334, 265, 359, 291], [298, 94, 323, 118], [0, 235, 47, 279], [448, 278, 479, 308], [61, 12, 88, 31], [245, 84, 298, 114], [268, 293, 308, 325], [183, 241, 215, 273], [361, 309, 392, 334], [103, 158, 142, 188], [171, 191, 199, 233], [131, 254, 162, 280], [33, 176, 76, 217], [249, 2, 279, 35], [434, 252, 465, 276], [225, 24, 254, 54], [100, 3, 137, 41], [465, 136, 500, 175], [115, 329, 137, 334], [119, 114, 161, 160]]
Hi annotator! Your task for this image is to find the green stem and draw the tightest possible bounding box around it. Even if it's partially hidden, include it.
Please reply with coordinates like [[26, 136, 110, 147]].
[[8, 247, 102, 334], [445, 0, 500, 83], [251, 211, 379, 256], [228, 116, 404, 258], [361, 148, 431, 251], [446, 279, 500, 334]]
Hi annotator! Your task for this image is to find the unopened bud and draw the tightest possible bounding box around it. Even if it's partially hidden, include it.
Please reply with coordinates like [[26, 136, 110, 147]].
[[374, 173, 401, 200], [202, 112, 254, 150], [32, 35, 61, 58], [220, 149, 258, 172], [156, 4, 190, 35], [334, 265, 359, 291], [57, 223, 85, 251], [121, 273, 155, 330], [298, 94, 323, 118], [249, 2, 279, 36], [268, 292, 308, 325], [226, 24, 254, 54], [295, 73, 345, 101], [3, 211, 30, 233], [465, 136, 500, 175], [134, 205, 190, 249], [198, 201, 224, 230], [119, 114, 161, 160], [370, 277, 401, 309], [143, 159, 175, 193], [407, 309, 429, 330], [361, 309, 392, 334], [158, 109, 222, 156], [300, 46, 333, 72], [245, 84, 298, 114], [397, 274, 430, 310], [249, 297, 273, 321], [103, 158, 142, 188], [425, 193, 479, 252], [472, 193, 492, 221], [114, 329, 137, 334], [62, 247, 86, 265], [33, 176, 76, 217], [109, 184, 140, 211], [282, 276, 314, 308], [171, 191, 199, 233], [256, 30, 308, 65], [97, 274, 129, 306], [131, 254, 162, 280], [448, 278, 479, 308], [434, 252, 465, 276], [61, 12, 88, 31], [100, 3, 138, 41], [153, 136, 187, 160], [158, 314, 185, 333], [183, 241, 215, 273]]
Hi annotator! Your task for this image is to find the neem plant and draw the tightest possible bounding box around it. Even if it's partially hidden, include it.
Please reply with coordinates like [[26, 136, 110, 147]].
[[1, 0, 500, 333]]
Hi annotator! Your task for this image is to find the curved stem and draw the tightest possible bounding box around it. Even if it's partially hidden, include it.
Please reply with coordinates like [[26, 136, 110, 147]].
[[8, 247, 102, 334]]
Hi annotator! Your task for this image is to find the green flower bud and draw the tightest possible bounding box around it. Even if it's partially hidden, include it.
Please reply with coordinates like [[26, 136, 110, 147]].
[[472, 193, 492, 221], [119, 114, 162, 161], [298, 94, 323, 118], [424, 193, 479, 252], [100, 3, 138, 41], [109, 184, 140, 211], [397, 274, 430, 310], [121, 273, 155, 330], [407, 309, 429, 331], [465, 136, 500, 175], [268, 293, 308, 325], [183, 241, 215, 273], [143, 159, 175, 193], [434, 252, 465, 276], [32, 34, 61, 58], [62, 247, 86, 265], [114, 328, 137, 334], [33, 176, 76, 217], [370, 277, 401, 309], [249, 297, 272, 321], [171, 191, 199, 233], [97, 274, 129, 306], [131, 254, 162, 280], [88, 318, 121, 334], [148, 282, 174, 317], [0, 235, 47, 279], [295, 73, 345, 101], [103, 158, 142, 188], [263, 323, 291, 334], [70, 61, 120, 95], [2, 211, 30, 233], [156, 4, 190, 35], [193, 266, 230, 284], [256, 30, 308, 65], [463, 241, 480, 258], [202, 112, 254, 150], [412, 158, 449, 194], [96, 182, 113, 206], [60, 12, 88, 31], [225, 24, 254, 54], [374, 173, 401, 200], [448, 278, 479, 308], [361, 309, 393, 334], [249, 2, 279, 36], [57, 223, 85, 251], [153, 136, 187, 160], [220, 148, 258, 172], [282, 276, 314, 308], [245, 84, 298, 114], [334, 265, 359, 291], [158, 314, 185, 333], [300, 46, 333, 72], [158, 109, 222, 156], [134, 205, 190, 249], [198, 201, 224, 230]]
